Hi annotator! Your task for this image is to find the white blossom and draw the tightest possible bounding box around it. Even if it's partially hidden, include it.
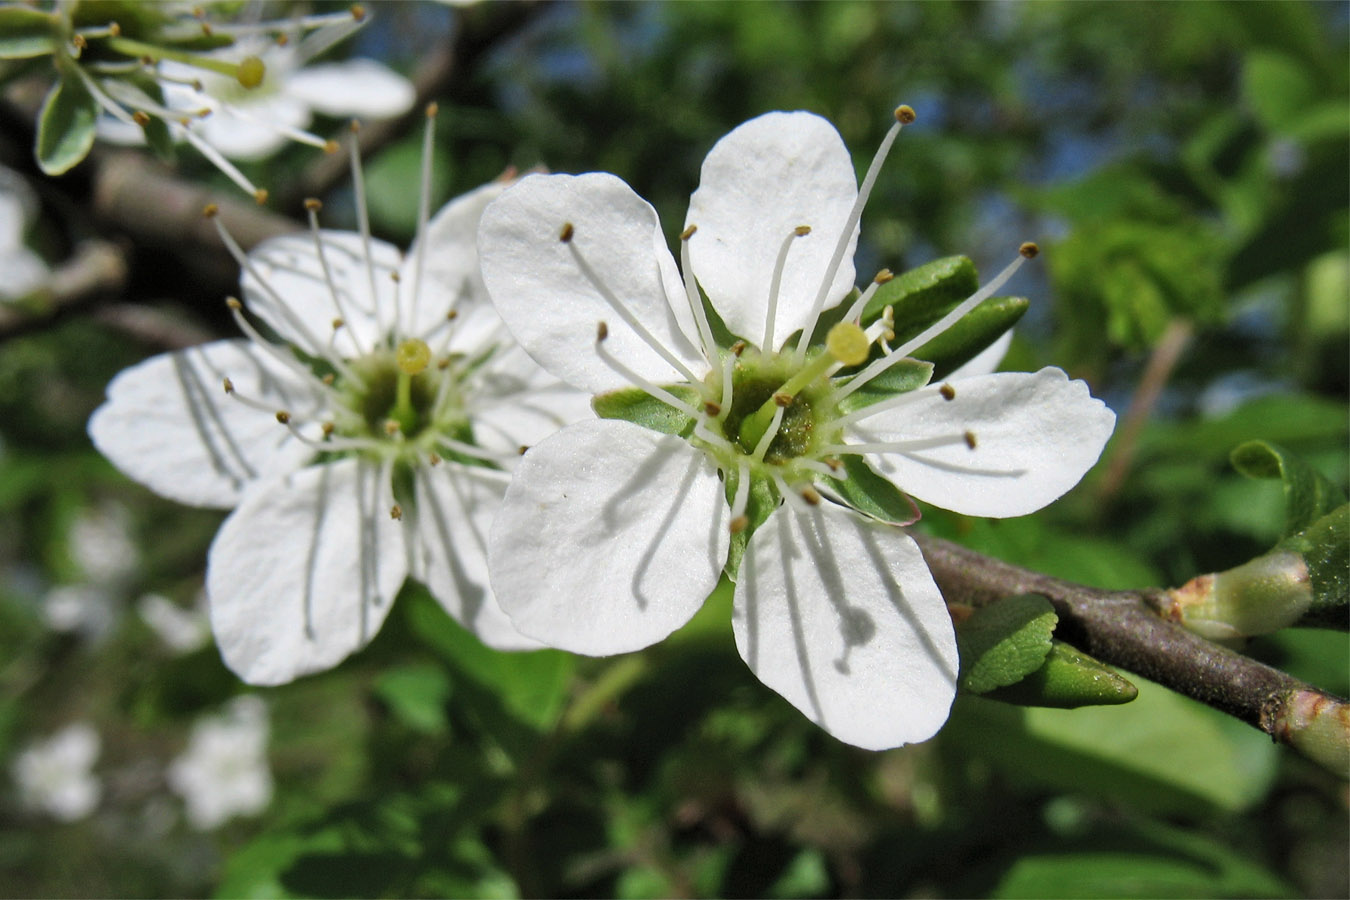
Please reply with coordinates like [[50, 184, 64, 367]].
[[167, 696, 272, 830], [0, 165, 48, 301], [477, 109, 1116, 750], [11, 723, 102, 822], [138, 592, 211, 655]]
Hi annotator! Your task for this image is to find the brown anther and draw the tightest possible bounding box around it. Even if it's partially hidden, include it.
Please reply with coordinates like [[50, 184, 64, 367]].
[[680, 224, 697, 241], [72, 34, 87, 50], [222, 377, 235, 394], [384, 420, 401, 436], [517, 445, 530, 456], [275, 33, 290, 47], [190, 79, 203, 91], [200, 21, 212, 36], [825, 456, 842, 471], [801, 487, 822, 506], [773, 392, 793, 408], [178, 117, 191, 127], [322, 422, 335, 437], [196, 108, 212, 119], [436, 357, 451, 370], [390, 504, 403, 521], [224, 296, 242, 309], [428, 452, 442, 466], [425, 102, 439, 118], [132, 110, 151, 127], [704, 401, 722, 417], [331, 318, 345, 331], [109, 22, 121, 36], [560, 222, 575, 243], [874, 268, 894, 284], [794, 225, 812, 236], [730, 340, 747, 356], [895, 104, 917, 124], [322, 139, 338, 154], [596, 321, 609, 342], [350, 119, 362, 133], [446, 309, 459, 320], [730, 515, 750, 534], [254, 188, 269, 206], [1019, 241, 1040, 259], [964, 430, 978, 450], [276, 411, 292, 424], [350, 4, 367, 21], [939, 383, 956, 401], [203, 204, 220, 218], [141, 55, 155, 66], [322, 373, 335, 385], [304, 198, 323, 211], [389, 271, 401, 283]]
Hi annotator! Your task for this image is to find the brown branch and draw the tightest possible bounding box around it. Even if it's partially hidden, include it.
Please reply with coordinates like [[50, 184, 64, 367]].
[[912, 532, 1349, 771]]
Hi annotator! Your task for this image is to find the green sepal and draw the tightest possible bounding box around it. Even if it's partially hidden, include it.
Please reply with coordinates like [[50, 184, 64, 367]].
[[984, 640, 1139, 708], [0, 7, 60, 59], [955, 593, 1058, 694], [724, 472, 778, 582], [592, 385, 700, 437], [862, 255, 979, 331], [35, 68, 98, 175], [915, 295, 1029, 379], [834, 357, 932, 415], [1230, 440, 1346, 539], [826, 455, 918, 525], [1276, 504, 1349, 629]]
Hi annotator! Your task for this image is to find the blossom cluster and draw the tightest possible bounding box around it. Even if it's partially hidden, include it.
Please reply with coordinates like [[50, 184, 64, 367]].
[[88, 95, 1115, 750]]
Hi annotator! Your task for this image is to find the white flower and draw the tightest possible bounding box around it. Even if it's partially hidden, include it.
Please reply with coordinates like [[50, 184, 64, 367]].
[[89, 120, 590, 685], [138, 592, 211, 655], [42, 584, 117, 639], [11, 723, 102, 822], [0, 165, 48, 301], [167, 695, 272, 830], [68, 501, 138, 585], [477, 108, 1116, 750]]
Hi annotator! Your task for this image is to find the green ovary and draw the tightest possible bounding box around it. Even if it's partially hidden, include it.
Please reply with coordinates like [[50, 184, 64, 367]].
[[710, 349, 841, 467], [343, 352, 464, 446]]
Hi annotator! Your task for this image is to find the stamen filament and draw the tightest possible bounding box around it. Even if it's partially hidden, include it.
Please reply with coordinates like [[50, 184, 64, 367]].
[[679, 226, 719, 363], [840, 269, 893, 325], [764, 225, 810, 352], [224, 299, 345, 397], [304, 201, 367, 356], [180, 125, 265, 199], [751, 405, 786, 461], [405, 104, 438, 337], [773, 471, 811, 513], [693, 417, 738, 455], [819, 433, 974, 456], [347, 124, 387, 340], [595, 333, 704, 421], [729, 459, 751, 528]]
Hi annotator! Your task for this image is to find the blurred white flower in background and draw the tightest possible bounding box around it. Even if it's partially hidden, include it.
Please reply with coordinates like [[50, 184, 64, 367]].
[[167, 695, 273, 830], [68, 501, 138, 585], [138, 592, 211, 655], [42, 584, 117, 639], [11, 723, 102, 822], [0, 165, 48, 301]]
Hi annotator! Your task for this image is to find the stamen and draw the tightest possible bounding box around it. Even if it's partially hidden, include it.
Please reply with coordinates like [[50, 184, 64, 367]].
[[840, 269, 894, 325], [773, 471, 811, 513], [801, 486, 822, 506], [678, 225, 720, 362], [751, 405, 786, 462], [564, 224, 713, 396], [763, 225, 811, 352], [347, 121, 386, 339], [819, 433, 976, 456], [693, 417, 738, 455], [729, 458, 751, 533], [390, 504, 403, 521], [964, 430, 978, 450], [940, 383, 956, 401], [793, 105, 913, 365], [438, 437, 521, 466], [719, 353, 735, 415], [304, 198, 367, 356], [404, 103, 438, 337], [222, 297, 344, 398], [594, 325, 704, 420], [179, 123, 265, 198], [829, 245, 1034, 405]]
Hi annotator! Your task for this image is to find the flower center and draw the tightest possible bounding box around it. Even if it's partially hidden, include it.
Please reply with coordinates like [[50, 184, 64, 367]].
[[713, 347, 837, 465]]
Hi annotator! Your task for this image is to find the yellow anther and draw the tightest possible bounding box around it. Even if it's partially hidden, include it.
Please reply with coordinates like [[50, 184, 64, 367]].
[[323, 139, 339, 154], [224, 296, 242, 309], [560, 222, 575, 243], [425, 101, 439, 118], [304, 198, 323, 211], [895, 104, 917, 124], [132, 110, 150, 127], [322, 422, 335, 437], [730, 515, 750, 534], [801, 487, 822, 506], [222, 377, 234, 394], [236, 55, 265, 89], [596, 321, 609, 342], [428, 452, 442, 466], [939, 383, 956, 401], [384, 419, 401, 436], [1019, 241, 1040, 259], [874, 268, 894, 284], [396, 338, 432, 375], [964, 430, 978, 449], [704, 401, 722, 417], [350, 4, 367, 21], [826, 321, 870, 366], [680, 224, 697, 241], [390, 504, 402, 520], [517, 445, 530, 455], [276, 411, 291, 424], [773, 392, 793, 408], [109, 22, 121, 36], [332, 317, 345, 331], [322, 373, 335, 385], [253, 188, 269, 205], [203, 204, 220, 218], [793, 225, 812, 236]]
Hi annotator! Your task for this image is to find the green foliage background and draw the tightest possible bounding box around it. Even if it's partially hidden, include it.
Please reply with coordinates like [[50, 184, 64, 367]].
[[0, 1, 1346, 897]]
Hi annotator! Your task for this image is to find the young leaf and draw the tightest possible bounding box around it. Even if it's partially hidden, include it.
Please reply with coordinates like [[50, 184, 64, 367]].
[[826, 455, 919, 525], [915, 295, 1029, 379], [0, 7, 59, 59], [985, 640, 1139, 708], [955, 593, 1057, 694], [592, 385, 700, 437], [36, 72, 99, 175], [862, 255, 979, 331], [1276, 504, 1348, 626], [1230, 439, 1346, 538], [834, 357, 932, 415]]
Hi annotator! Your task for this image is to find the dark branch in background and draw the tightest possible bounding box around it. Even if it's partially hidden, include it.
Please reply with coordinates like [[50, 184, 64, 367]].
[[913, 532, 1349, 771]]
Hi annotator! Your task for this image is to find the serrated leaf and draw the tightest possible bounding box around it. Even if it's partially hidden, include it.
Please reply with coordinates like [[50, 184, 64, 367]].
[[35, 72, 98, 175], [862, 255, 979, 332], [834, 357, 932, 414], [985, 641, 1138, 708], [1230, 439, 1346, 538], [0, 7, 59, 59], [825, 454, 917, 525], [593, 385, 700, 436], [956, 594, 1057, 694], [917, 295, 1028, 379]]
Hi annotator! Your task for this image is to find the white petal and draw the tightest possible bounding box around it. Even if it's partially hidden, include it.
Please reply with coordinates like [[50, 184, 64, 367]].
[[206, 458, 407, 685], [488, 419, 729, 655], [687, 111, 859, 349], [468, 344, 595, 453], [242, 231, 402, 357], [284, 59, 416, 119], [195, 94, 311, 160], [413, 463, 541, 650], [88, 339, 319, 508], [854, 368, 1116, 518], [946, 328, 1013, 380], [478, 172, 705, 393], [733, 504, 958, 750], [401, 180, 510, 340]]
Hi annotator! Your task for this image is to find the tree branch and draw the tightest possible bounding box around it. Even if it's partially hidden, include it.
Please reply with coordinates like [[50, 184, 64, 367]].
[[912, 532, 1350, 774]]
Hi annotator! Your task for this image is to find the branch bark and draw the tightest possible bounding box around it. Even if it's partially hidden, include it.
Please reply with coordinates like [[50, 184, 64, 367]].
[[912, 532, 1349, 773]]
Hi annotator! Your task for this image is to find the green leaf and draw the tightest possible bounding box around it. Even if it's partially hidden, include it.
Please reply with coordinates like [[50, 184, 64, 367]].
[[1242, 50, 1318, 132], [1276, 504, 1349, 626], [984, 641, 1138, 708], [862, 255, 978, 332], [35, 71, 98, 175], [826, 454, 918, 525], [593, 385, 700, 437], [955, 594, 1058, 694], [834, 357, 931, 415], [372, 662, 453, 735], [917, 295, 1028, 379], [1230, 439, 1346, 538], [0, 7, 59, 59]]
